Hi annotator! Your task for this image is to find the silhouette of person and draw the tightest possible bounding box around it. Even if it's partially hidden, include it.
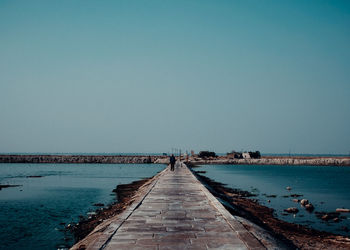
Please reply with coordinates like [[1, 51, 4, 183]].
[[169, 154, 176, 171]]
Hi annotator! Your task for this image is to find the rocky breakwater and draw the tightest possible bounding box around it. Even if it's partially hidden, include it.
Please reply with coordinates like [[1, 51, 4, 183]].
[[187, 156, 350, 166], [0, 155, 167, 164]]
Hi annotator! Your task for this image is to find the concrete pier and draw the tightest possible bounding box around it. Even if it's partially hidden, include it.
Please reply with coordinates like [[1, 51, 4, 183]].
[[72, 162, 281, 250]]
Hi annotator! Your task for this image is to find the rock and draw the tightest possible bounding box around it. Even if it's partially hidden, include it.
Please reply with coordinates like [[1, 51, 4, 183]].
[[305, 203, 314, 212], [290, 194, 303, 197], [284, 207, 299, 213], [78, 244, 87, 250], [93, 203, 104, 207], [286, 186, 292, 191], [316, 211, 340, 221], [300, 199, 309, 206], [322, 214, 330, 221], [0, 184, 22, 190], [336, 208, 350, 213], [265, 194, 277, 198]]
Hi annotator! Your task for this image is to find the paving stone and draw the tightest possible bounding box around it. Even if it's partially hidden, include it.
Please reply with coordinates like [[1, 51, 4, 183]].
[[154, 232, 196, 240], [158, 242, 189, 250], [136, 238, 161, 245], [237, 231, 266, 249], [112, 232, 154, 241], [99, 163, 269, 250], [204, 225, 232, 232], [105, 244, 157, 250], [166, 225, 204, 232]]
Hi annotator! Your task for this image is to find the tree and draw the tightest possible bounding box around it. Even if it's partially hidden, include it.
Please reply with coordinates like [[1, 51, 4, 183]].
[[249, 151, 261, 159], [198, 151, 217, 158]]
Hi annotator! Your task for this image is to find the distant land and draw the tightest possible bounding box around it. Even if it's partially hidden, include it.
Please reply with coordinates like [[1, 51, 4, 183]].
[[0, 153, 349, 166]]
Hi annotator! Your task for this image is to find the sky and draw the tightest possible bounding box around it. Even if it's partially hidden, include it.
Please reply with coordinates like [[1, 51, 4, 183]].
[[0, 0, 349, 154]]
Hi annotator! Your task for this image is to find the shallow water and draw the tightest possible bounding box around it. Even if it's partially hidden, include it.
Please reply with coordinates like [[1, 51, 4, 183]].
[[196, 164, 350, 236], [0, 163, 165, 250]]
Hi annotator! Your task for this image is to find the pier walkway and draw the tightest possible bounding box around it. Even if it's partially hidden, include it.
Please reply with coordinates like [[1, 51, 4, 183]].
[[73, 162, 279, 250]]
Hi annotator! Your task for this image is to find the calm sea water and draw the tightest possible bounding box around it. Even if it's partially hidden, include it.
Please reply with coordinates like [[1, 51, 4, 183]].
[[0, 163, 165, 250], [196, 164, 350, 236]]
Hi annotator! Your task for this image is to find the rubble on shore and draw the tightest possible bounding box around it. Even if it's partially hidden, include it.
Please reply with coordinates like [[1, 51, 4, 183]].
[[191, 169, 350, 249], [69, 178, 152, 242]]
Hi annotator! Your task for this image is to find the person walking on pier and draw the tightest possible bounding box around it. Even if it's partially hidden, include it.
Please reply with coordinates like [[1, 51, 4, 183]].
[[169, 154, 176, 171]]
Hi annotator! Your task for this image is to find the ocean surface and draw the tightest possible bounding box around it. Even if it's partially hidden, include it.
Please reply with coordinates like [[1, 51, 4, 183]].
[[195, 164, 350, 237], [0, 163, 165, 250]]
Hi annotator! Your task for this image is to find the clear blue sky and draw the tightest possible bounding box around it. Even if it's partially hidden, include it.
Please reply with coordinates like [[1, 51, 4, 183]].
[[1, 0, 349, 154]]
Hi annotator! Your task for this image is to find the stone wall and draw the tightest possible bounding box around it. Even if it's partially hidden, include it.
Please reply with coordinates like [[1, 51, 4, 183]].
[[0, 155, 167, 164], [187, 157, 350, 166]]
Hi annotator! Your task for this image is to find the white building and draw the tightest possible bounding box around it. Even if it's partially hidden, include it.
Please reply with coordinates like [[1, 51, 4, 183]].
[[242, 152, 251, 159]]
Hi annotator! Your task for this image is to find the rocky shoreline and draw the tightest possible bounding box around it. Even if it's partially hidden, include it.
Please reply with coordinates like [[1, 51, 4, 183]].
[[187, 156, 350, 166], [68, 177, 153, 243], [0, 154, 165, 164], [190, 168, 350, 249]]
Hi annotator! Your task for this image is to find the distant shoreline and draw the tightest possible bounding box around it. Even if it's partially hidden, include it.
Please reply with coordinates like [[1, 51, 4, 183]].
[[186, 155, 350, 166], [0, 154, 165, 164], [0, 154, 350, 166]]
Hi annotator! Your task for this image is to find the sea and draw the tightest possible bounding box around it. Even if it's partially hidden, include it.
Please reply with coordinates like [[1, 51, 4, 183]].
[[195, 164, 350, 237], [0, 163, 165, 250], [1, 161, 350, 249]]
